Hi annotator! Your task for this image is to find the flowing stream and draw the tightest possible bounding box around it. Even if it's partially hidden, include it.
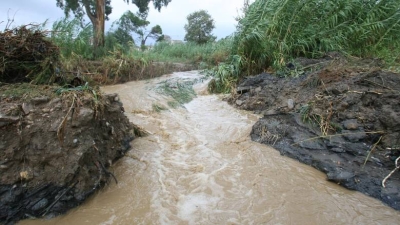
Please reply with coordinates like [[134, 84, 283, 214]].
[[21, 71, 400, 224]]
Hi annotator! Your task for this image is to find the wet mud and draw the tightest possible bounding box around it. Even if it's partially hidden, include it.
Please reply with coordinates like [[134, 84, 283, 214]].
[[231, 56, 400, 210]]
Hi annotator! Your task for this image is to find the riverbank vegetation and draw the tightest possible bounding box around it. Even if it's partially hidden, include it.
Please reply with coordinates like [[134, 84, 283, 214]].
[[2, 0, 399, 89], [208, 0, 400, 93], [1, 16, 231, 86]]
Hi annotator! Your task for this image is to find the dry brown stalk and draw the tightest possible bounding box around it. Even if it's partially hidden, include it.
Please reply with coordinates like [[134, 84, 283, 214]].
[[57, 94, 76, 144]]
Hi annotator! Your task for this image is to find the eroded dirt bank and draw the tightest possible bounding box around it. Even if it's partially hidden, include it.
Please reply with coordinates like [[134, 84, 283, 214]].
[[0, 85, 134, 224], [19, 71, 400, 225], [230, 56, 400, 210]]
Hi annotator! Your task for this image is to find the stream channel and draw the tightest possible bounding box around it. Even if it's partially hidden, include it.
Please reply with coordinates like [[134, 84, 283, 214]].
[[20, 71, 400, 224]]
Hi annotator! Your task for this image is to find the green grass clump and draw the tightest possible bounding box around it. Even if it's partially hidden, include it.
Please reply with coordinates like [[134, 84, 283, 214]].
[[51, 18, 94, 59], [205, 54, 243, 93]]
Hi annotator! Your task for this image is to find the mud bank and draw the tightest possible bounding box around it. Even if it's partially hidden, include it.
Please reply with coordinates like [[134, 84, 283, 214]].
[[0, 86, 134, 224], [231, 57, 400, 210]]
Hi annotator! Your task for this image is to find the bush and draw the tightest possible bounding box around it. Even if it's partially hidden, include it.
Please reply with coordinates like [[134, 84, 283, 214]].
[[51, 18, 94, 59], [232, 0, 400, 75], [143, 38, 232, 67]]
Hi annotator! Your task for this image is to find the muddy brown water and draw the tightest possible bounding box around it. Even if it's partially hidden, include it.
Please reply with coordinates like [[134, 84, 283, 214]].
[[20, 71, 400, 224]]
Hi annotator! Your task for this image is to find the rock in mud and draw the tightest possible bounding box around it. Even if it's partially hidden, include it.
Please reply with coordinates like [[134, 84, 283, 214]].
[[343, 119, 359, 130], [327, 171, 356, 187], [236, 100, 244, 106], [287, 99, 294, 109]]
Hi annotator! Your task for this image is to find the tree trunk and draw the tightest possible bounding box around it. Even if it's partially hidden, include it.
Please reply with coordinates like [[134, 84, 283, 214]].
[[140, 37, 148, 51], [84, 0, 105, 52], [94, 0, 105, 48]]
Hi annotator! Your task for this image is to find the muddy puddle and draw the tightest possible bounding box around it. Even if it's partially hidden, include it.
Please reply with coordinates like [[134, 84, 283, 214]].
[[20, 71, 400, 224]]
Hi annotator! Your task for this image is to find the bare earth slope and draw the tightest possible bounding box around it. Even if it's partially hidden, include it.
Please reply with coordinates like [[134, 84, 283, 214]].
[[230, 56, 400, 210], [0, 85, 134, 224]]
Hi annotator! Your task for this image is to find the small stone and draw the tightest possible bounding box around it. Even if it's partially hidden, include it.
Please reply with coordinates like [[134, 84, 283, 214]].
[[42, 108, 51, 113], [22, 103, 33, 115], [114, 96, 119, 102], [343, 119, 359, 130], [287, 99, 294, 109], [327, 171, 355, 183], [263, 109, 278, 116], [236, 100, 244, 106], [72, 108, 94, 127], [20, 171, 32, 180], [255, 87, 262, 92], [73, 139, 78, 144], [0, 164, 9, 169], [236, 86, 251, 94]]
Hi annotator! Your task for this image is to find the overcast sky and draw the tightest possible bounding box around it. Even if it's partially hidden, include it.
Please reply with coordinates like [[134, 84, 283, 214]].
[[0, 0, 251, 42]]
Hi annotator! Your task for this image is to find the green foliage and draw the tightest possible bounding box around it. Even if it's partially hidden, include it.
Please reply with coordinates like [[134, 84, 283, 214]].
[[142, 38, 232, 66], [56, 0, 171, 18], [51, 18, 94, 58], [0, 83, 57, 100], [299, 103, 313, 123], [117, 10, 163, 48], [184, 10, 216, 44], [105, 27, 135, 52], [232, 0, 400, 75], [205, 0, 400, 92], [206, 55, 242, 93]]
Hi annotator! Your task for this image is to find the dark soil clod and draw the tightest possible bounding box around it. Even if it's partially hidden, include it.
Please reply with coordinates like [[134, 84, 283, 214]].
[[0, 90, 134, 224], [231, 56, 400, 210]]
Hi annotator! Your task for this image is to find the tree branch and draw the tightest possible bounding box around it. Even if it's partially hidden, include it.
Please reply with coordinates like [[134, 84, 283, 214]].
[[83, 0, 96, 24]]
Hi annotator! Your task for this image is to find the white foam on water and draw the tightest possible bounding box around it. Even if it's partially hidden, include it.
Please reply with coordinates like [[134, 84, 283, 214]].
[[177, 193, 220, 224]]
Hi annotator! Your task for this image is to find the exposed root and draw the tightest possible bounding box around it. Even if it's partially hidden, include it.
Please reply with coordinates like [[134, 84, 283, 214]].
[[382, 156, 400, 188], [42, 181, 78, 216], [98, 159, 118, 184], [363, 136, 382, 168], [57, 94, 76, 144]]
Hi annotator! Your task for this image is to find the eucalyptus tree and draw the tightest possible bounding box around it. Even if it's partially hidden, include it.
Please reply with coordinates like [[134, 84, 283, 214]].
[[117, 11, 163, 49], [55, 0, 171, 51]]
